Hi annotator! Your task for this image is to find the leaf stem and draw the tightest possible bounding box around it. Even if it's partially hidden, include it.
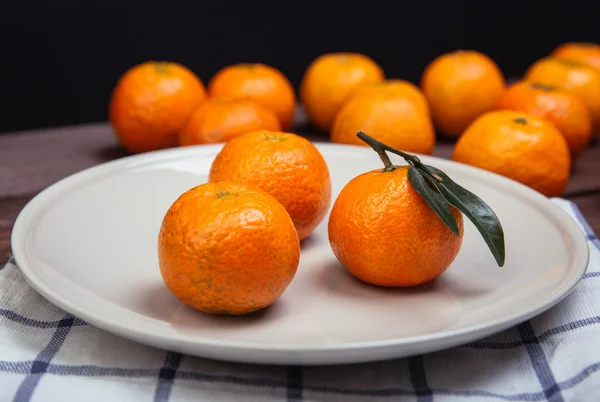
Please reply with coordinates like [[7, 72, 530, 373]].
[[356, 130, 505, 267], [356, 130, 442, 181], [357, 131, 421, 164]]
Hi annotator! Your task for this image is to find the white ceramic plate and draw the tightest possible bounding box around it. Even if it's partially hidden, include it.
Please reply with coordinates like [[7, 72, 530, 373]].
[[11, 143, 589, 365]]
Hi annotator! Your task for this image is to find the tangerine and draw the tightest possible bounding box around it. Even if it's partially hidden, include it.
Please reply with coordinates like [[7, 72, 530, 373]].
[[330, 92, 435, 154], [179, 98, 280, 145], [158, 181, 300, 315], [497, 80, 592, 160], [328, 165, 464, 287], [552, 42, 600, 70], [524, 57, 600, 133], [453, 111, 571, 197], [109, 61, 207, 153], [421, 50, 505, 138], [350, 79, 430, 115], [209, 131, 331, 240], [208, 63, 296, 130], [300, 53, 384, 132]]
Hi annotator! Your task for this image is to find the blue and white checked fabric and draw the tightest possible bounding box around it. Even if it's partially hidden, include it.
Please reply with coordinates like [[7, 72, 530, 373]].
[[1, 198, 599, 402]]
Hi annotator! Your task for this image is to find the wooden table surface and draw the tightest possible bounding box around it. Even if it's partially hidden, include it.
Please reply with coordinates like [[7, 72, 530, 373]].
[[1, 122, 599, 263]]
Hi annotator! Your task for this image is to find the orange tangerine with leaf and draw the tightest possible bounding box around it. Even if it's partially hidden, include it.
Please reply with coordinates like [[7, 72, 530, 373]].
[[329, 131, 505, 287]]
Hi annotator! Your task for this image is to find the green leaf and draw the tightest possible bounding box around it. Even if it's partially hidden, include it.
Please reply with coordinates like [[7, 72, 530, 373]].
[[408, 166, 460, 236], [418, 165, 506, 267]]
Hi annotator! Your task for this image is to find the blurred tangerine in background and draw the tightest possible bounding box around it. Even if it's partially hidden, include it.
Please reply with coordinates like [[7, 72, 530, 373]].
[[525, 57, 600, 135], [300, 52, 385, 132], [107, 41, 600, 199], [208, 63, 296, 130], [453, 110, 571, 197], [350, 79, 430, 116], [421, 50, 505, 138], [109, 61, 206, 153], [552, 42, 600, 70], [330, 91, 435, 155], [179, 98, 281, 146], [497, 81, 592, 160]]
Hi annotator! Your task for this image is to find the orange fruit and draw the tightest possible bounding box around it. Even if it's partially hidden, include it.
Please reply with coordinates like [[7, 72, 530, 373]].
[[328, 165, 464, 287], [330, 92, 435, 155], [453, 111, 571, 197], [421, 50, 505, 138], [497, 80, 592, 160], [552, 42, 600, 70], [350, 79, 430, 115], [524, 57, 600, 133], [158, 181, 300, 315], [208, 63, 296, 130], [300, 53, 385, 132], [178, 98, 281, 145], [209, 131, 331, 240], [109, 61, 207, 153]]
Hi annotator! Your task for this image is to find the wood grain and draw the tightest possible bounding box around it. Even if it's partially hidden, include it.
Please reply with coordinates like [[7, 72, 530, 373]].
[[1, 122, 599, 262], [571, 193, 600, 236], [0, 194, 34, 262]]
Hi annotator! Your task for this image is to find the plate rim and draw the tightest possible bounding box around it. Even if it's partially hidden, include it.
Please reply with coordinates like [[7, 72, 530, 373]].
[[10, 142, 590, 361]]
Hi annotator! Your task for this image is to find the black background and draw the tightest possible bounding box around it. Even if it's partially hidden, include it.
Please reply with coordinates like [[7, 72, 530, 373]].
[[2, 1, 600, 132]]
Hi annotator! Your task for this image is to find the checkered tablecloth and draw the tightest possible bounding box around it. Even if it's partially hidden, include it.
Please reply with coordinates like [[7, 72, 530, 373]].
[[1, 198, 599, 402]]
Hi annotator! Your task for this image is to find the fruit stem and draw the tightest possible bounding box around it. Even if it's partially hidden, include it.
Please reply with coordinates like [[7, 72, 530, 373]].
[[356, 130, 442, 181], [154, 62, 169, 73], [529, 82, 556, 92], [378, 150, 396, 171], [355, 131, 396, 171], [514, 117, 527, 124]]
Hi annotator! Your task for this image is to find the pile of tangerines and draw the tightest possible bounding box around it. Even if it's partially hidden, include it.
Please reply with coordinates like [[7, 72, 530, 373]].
[[110, 42, 600, 199], [108, 43, 598, 315]]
